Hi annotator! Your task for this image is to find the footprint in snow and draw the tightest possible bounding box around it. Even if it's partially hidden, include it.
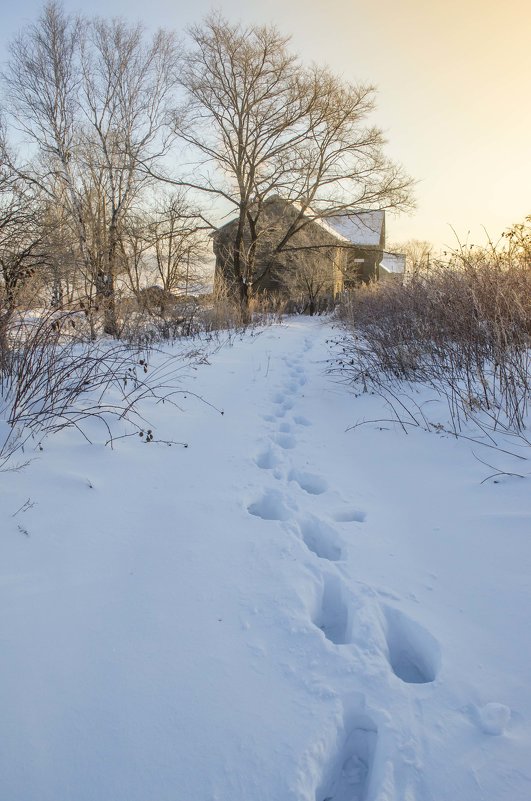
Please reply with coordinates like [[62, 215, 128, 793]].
[[255, 449, 281, 470], [285, 381, 299, 393], [247, 489, 291, 521], [299, 516, 343, 561], [273, 392, 285, 404], [288, 468, 328, 495], [383, 605, 441, 684], [316, 713, 377, 801], [293, 415, 312, 427], [313, 574, 350, 645], [275, 433, 296, 450], [278, 421, 292, 434]]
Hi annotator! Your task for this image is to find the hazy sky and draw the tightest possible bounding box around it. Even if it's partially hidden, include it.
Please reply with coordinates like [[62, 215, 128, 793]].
[[1, 0, 529, 250]]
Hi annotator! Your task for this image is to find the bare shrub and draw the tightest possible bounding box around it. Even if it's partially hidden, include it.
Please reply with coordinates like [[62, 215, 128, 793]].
[[0, 308, 193, 469], [337, 242, 531, 441], [120, 295, 204, 347]]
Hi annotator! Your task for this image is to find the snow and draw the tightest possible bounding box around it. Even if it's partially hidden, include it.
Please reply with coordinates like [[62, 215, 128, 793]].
[[379, 252, 406, 274], [214, 198, 385, 250], [309, 214, 351, 243], [1, 317, 531, 800], [326, 210, 384, 246], [476, 703, 512, 736]]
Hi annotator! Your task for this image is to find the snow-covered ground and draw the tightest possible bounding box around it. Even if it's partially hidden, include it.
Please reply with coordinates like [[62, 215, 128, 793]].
[[1, 317, 530, 801]]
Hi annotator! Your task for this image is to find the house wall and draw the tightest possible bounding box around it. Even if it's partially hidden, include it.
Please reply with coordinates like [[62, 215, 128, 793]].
[[212, 199, 384, 299]]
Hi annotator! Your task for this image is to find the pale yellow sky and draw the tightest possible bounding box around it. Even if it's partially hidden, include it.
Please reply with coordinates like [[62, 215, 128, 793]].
[[2, 0, 530, 249], [257, 0, 531, 249]]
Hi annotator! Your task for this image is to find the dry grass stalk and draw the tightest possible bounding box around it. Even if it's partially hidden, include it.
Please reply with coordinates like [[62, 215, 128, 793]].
[[337, 244, 531, 440]]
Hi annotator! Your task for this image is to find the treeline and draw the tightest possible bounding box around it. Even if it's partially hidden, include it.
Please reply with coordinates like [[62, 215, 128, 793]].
[[0, 2, 412, 339]]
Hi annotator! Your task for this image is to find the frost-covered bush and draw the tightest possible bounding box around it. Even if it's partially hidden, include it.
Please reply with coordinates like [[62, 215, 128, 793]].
[[337, 242, 531, 438], [0, 309, 186, 470]]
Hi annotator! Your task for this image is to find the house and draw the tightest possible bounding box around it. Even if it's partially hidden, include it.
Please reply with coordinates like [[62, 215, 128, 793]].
[[379, 251, 406, 279], [212, 197, 404, 301]]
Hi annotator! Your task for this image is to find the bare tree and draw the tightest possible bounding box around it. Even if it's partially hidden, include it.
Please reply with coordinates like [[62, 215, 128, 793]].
[[174, 15, 413, 312], [148, 193, 207, 296], [119, 193, 206, 307], [77, 16, 178, 333], [3, 2, 179, 335], [388, 239, 433, 274], [0, 129, 50, 357], [118, 212, 152, 300], [283, 248, 337, 315]]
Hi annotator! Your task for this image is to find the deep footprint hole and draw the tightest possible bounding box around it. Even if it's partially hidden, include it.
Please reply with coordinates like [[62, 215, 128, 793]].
[[383, 606, 441, 684], [299, 517, 342, 561], [289, 469, 328, 496], [313, 574, 350, 645], [317, 714, 377, 801], [247, 490, 289, 521], [255, 449, 280, 470]]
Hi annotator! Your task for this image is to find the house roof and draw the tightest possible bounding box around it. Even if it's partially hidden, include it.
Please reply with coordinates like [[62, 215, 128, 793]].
[[326, 210, 385, 247], [380, 251, 406, 274], [214, 199, 385, 248], [288, 201, 351, 243]]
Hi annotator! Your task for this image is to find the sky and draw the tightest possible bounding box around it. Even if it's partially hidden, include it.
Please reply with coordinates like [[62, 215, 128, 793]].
[[1, 0, 530, 251]]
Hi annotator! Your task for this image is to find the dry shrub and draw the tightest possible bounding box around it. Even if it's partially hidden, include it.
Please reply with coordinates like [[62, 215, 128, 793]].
[[0, 308, 192, 469], [199, 281, 285, 336], [338, 244, 531, 437], [119, 296, 204, 346], [120, 280, 257, 345], [201, 281, 246, 333], [248, 291, 287, 323]]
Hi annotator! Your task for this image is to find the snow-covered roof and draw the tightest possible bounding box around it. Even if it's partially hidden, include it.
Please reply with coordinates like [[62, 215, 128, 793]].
[[297, 209, 350, 243], [326, 210, 384, 247], [214, 200, 385, 248], [380, 252, 406, 274]]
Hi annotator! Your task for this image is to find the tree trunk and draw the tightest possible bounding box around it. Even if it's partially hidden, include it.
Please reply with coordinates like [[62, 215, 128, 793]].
[[0, 312, 11, 375], [238, 281, 251, 324], [95, 269, 118, 337], [97, 217, 120, 337]]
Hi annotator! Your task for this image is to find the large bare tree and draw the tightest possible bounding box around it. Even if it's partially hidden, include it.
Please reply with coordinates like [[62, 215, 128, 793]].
[[174, 15, 413, 311]]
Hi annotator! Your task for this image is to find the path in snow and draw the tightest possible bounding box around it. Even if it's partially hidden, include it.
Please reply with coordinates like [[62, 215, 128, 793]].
[[243, 328, 443, 800], [1, 317, 530, 801]]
